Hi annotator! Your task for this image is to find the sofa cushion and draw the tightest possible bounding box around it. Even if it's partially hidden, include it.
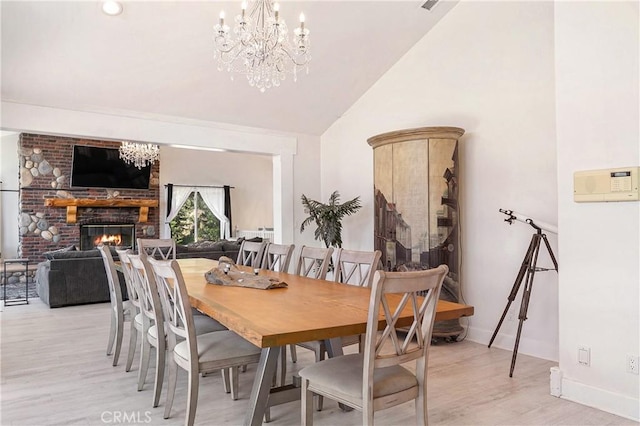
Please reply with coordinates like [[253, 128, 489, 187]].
[[43, 245, 77, 260], [46, 246, 120, 260], [49, 249, 100, 260], [222, 240, 242, 251]]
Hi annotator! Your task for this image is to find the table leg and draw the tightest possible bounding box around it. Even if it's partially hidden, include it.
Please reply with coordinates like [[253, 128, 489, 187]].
[[324, 338, 344, 358], [244, 347, 280, 426]]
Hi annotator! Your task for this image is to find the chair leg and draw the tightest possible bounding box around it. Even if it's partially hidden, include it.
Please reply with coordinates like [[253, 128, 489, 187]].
[[314, 348, 325, 411], [230, 366, 239, 400], [138, 337, 151, 391], [289, 344, 297, 363], [364, 406, 374, 426], [106, 311, 116, 355], [415, 394, 428, 425], [221, 368, 231, 394], [186, 367, 200, 426], [279, 346, 287, 387], [301, 378, 313, 426], [112, 315, 124, 367], [164, 357, 178, 420], [125, 323, 138, 372], [152, 342, 166, 408]]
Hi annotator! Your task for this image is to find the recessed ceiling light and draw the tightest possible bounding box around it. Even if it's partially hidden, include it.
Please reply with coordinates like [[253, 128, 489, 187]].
[[102, 1, 123, 16]]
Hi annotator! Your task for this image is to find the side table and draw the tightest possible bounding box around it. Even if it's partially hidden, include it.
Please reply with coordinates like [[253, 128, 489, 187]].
[[3, 258, 30, 306]]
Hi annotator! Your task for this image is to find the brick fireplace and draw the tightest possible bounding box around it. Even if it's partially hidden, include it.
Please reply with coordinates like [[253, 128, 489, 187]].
[[18, 134, 160, 261]]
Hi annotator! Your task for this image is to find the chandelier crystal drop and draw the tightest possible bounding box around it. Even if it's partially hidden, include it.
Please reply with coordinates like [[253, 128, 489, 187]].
[[118, 142, 159, 169], [213, 0, 310, 92]]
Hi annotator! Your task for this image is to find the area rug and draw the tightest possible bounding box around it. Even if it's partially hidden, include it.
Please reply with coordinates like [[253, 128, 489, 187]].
[[0, 280, 38, 301]]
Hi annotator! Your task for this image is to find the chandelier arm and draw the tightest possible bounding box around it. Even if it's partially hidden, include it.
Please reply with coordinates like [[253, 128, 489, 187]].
[[280, 47, 310, 67]]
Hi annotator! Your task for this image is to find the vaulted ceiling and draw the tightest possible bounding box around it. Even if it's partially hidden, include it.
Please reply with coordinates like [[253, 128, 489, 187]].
[[1, 1, 456, 135]]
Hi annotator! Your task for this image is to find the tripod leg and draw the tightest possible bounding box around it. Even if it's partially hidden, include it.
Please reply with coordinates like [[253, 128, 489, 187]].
[[488, 235, 537, 348], [509, 234, 542, 377], [542, 234, 559, 272]]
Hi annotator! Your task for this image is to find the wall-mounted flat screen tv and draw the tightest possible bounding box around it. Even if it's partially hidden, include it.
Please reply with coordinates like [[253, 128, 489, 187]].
[[71, 145, 151, 189]]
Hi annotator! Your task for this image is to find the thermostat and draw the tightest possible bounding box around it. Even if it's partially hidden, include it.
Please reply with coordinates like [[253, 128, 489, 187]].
[[574, 167, 639, 202]]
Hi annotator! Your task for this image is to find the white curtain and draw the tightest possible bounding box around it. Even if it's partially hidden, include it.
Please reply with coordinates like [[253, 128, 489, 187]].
[[164, 186, 196, 238], [197, 187, 230, 239]]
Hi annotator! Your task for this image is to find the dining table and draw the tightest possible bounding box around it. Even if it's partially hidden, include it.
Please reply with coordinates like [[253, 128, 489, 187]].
[[176, 257, 474, 426]]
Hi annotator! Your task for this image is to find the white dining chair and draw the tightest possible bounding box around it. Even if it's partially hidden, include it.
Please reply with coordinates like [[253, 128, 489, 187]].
[[129, 254, 228, 408], [128, 253, 166, 406], [294, 245, 334, 280], [261, 242, 295, 273], [98, 245, 136, 367], [259, 242, 295, 389], [115, 249, 142, 373], [334, 248, 382, 288], [289, 246, 334, 366], [236, 239, 267, 268], [334, 248, 383, 350], [148, 257, 262, 426], [138, 238, 176, 260], [299, 265, 448, 425]]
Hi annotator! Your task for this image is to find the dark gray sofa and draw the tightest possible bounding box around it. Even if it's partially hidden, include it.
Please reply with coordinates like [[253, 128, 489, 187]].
[[35, 238, 260, 308], [36, 248, 127, 308], [175, 238, 248, 260]]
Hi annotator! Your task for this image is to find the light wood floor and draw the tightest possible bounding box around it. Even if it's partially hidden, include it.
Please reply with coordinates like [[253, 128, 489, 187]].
[[1, 300, 635, 426]]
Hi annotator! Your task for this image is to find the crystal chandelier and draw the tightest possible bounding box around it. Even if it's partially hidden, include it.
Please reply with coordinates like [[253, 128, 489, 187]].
[[213, 0, 310, 92], [118, 142, 159, 169]]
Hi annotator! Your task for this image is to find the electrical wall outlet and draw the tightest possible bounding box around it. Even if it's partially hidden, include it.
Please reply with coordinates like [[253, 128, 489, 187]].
[[627, 355, 639, 374]]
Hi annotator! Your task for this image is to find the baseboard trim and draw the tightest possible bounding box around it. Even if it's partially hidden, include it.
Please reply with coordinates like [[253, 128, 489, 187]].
[[561, 375, 640, 422], [466, 325, 558, 362]]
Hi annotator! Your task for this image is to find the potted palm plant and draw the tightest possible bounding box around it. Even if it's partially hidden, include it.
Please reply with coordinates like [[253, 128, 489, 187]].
[[300, 190, 362, 248]]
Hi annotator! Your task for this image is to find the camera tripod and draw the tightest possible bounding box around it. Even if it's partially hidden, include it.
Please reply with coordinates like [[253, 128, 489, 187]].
[[488, 220, 558, 377]]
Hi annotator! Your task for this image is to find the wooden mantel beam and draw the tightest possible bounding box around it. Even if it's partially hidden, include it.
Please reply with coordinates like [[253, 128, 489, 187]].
[[44, 198, 159, 223]]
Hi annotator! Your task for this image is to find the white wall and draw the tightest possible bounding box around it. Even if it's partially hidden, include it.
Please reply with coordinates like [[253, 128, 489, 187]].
[[555, 1, 639, 420], [159, 146, 274, 235], [322, 0, 559, 361], [0, 133, 20, 258]]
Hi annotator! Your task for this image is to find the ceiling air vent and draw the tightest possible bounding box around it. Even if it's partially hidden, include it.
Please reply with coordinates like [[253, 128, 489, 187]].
[[421, 0, 439, 11]]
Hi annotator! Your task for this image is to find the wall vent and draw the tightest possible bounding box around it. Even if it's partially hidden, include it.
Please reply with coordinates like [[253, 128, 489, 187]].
[[421, 0, 439, 11]]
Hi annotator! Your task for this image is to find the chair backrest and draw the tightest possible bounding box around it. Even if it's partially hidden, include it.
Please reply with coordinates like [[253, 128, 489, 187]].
[[147, 258, 196, 354], [294, 246, 334, 280], [261, 243, 295, 273], [98, 245, 125, 311], [138, 238, 176, 260], [115, 249, 140, 309], [236, 240, 267, 268], [333, 248, 382, 287], [362, 265, 448, 396], [129, 254, 163, 328]]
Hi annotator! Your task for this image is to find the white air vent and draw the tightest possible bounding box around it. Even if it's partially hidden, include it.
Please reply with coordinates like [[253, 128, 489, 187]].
[[421, 0, 439, 11]]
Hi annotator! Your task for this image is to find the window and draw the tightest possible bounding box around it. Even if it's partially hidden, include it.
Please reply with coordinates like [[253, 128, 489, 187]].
[[169, 192, 220, 245]]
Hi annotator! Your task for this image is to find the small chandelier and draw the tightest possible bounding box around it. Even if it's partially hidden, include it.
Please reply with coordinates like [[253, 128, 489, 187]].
[[213, 0, 310, 92], [118, 142, 159, 169]]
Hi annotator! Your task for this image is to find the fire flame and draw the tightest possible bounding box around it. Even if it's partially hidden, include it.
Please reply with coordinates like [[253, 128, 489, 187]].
[[94, 234, 122, 246]]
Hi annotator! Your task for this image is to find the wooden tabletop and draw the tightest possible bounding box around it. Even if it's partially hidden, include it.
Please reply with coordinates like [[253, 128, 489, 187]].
[[177, 258, 474, 349]]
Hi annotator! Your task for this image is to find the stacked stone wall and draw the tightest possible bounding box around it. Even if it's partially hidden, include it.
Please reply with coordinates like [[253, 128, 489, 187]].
[[18, 134, 160, 261]]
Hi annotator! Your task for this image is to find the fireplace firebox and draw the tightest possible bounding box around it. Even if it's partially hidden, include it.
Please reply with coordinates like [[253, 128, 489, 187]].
[[79, 223, 136, 251]]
